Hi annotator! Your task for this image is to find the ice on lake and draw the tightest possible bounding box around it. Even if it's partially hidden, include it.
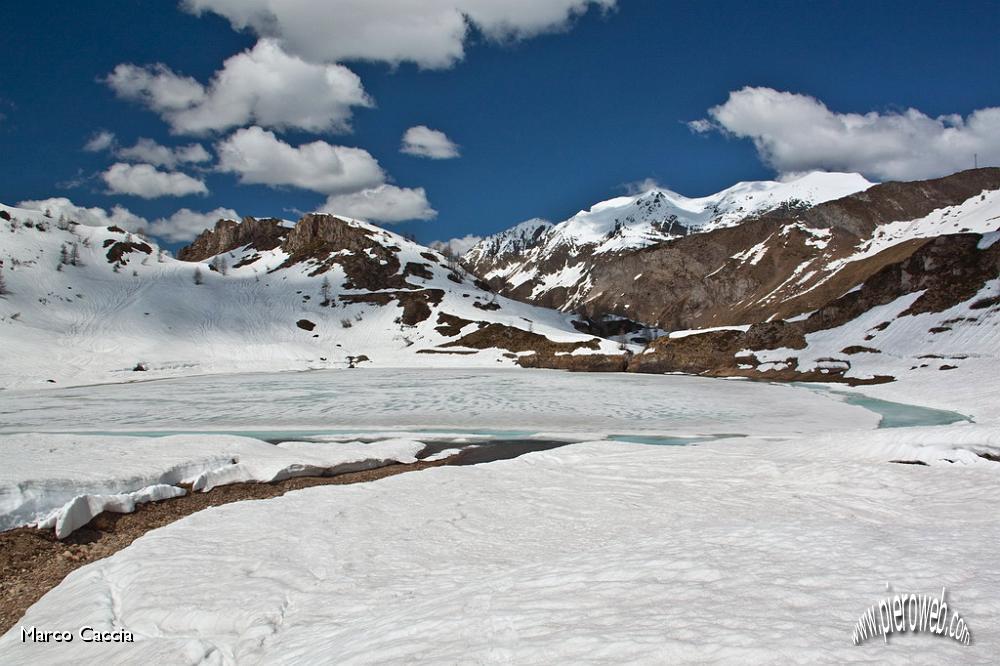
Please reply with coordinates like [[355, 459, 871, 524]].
[[0, 368, 890, 437]]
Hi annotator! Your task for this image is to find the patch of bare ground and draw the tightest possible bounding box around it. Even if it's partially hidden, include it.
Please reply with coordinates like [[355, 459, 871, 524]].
[[0, 458, 451, 635]]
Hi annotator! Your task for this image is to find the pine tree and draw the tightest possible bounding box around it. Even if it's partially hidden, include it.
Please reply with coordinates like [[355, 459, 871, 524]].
[[219, 257, 229, 276], [157, 248, 166, 263], [59, 244, 69, 266], [320, 276, 332, 306], [0, 269, 7, 295], [70, 244, 81, 267], [194, 267, 203, 285]]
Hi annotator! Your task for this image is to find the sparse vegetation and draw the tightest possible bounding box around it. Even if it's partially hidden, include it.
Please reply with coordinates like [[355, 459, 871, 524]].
[[210, 256, 229, 276], [340, 318, 353, 328], [320, 276, 332, 306]]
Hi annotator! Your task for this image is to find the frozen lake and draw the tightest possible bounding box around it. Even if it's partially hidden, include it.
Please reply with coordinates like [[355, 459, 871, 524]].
[[0, 368, 901, 437]]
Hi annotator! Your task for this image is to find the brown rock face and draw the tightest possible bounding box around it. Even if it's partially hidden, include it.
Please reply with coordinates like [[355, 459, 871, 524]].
[[177, 217, 285, 262], [443, 323, 602, 354], [279, 214, 407, 289], [106, 241, 152, 265]]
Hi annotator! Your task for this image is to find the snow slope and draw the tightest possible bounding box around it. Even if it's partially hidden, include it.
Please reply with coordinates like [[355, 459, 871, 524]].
[[755, 277, 1000, 422], [2, 424, 998, 663], [0, 203, 618, 389]]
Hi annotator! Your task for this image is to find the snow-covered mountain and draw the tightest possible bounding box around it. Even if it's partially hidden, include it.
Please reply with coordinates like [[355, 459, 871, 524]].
[[0, 205, 619, 389], [508, 168, 1000, 390], [464, 171, 874, 309]]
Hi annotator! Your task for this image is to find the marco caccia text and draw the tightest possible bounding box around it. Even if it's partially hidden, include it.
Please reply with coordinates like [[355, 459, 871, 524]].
[[20, 626, 134, 644]]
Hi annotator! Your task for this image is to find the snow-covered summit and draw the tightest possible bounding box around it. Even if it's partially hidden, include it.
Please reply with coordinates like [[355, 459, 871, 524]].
[[467, 172, 874, 266], [463, 218, 553, 265]]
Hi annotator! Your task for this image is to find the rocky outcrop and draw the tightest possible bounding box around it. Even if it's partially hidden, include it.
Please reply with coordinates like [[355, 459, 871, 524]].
[[443, 323, 602, 354], [178, 217, 284, 262], [105, 240, 153, 265]]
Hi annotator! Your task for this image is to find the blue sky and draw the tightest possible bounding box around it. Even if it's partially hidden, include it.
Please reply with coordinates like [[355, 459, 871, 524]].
[[1, 0, 999, 250]]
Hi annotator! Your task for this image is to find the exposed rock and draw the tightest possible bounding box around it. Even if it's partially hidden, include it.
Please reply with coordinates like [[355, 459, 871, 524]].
[[435, 313, 474, 337], [517, 352, 629, 372], [339, 289, 443, 326], [841, 346, 880, 355], [296, 319, 316, 331], [403, 262, 434, 280], [178, 217, 284, 262], [472, 300, 501, 311], [442, 323, 602, 354], [105, 241, 152, 265]]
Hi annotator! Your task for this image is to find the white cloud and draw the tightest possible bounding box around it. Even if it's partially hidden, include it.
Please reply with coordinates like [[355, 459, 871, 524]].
[[430, 234, 483, 256], [83, 130, 116, 152], [117, 139, 212, 169], [216, 126, 384, 194], [622, 178, 663, 195], [105, 39, 371, 135], [104, 63, 206, 112], [148, 207, 241, 242], [320, 184, 436, 223], [102, 163, 209, 198], [17, 197, 149, 232], [401, 125, 460, 159], [685, 119, 714, 134], [182, 0, 616, 69], [691, 86, 1000, 181], [86, 133, 212, 169]]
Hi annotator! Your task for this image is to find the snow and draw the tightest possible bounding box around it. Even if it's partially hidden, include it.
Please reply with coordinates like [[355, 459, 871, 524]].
[[979, 230, 1000, 249], [732, 235, 772, 265], [463, 218, 553, 265], [0, 206, 620, 389], [544, 172, 872, 255], [668, 324, 751, 339], [754, 279, 1000, 422], [38, 485, 186, 540], [830, 189, 1000, 271], [0, 433, 424, 537], [3, 422, 999, 663]]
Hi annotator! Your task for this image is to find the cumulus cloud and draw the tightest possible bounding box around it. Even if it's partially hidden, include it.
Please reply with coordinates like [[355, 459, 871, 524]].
[[83, 130, 116, 152], [216, 126, 384, 194], [148, 207, 241, 242], [430, 234, 483, 256], [105, 39, 371, 135], [401, 125, 460, 159], [102, 163, 209, 198], [319, 184, 436, 223], [116, 138, 212, 168], [182, 0, 616, 69], [85, 133, 212, 169], [690, 86, 1000, 181], [17, 197, 149, 232]]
